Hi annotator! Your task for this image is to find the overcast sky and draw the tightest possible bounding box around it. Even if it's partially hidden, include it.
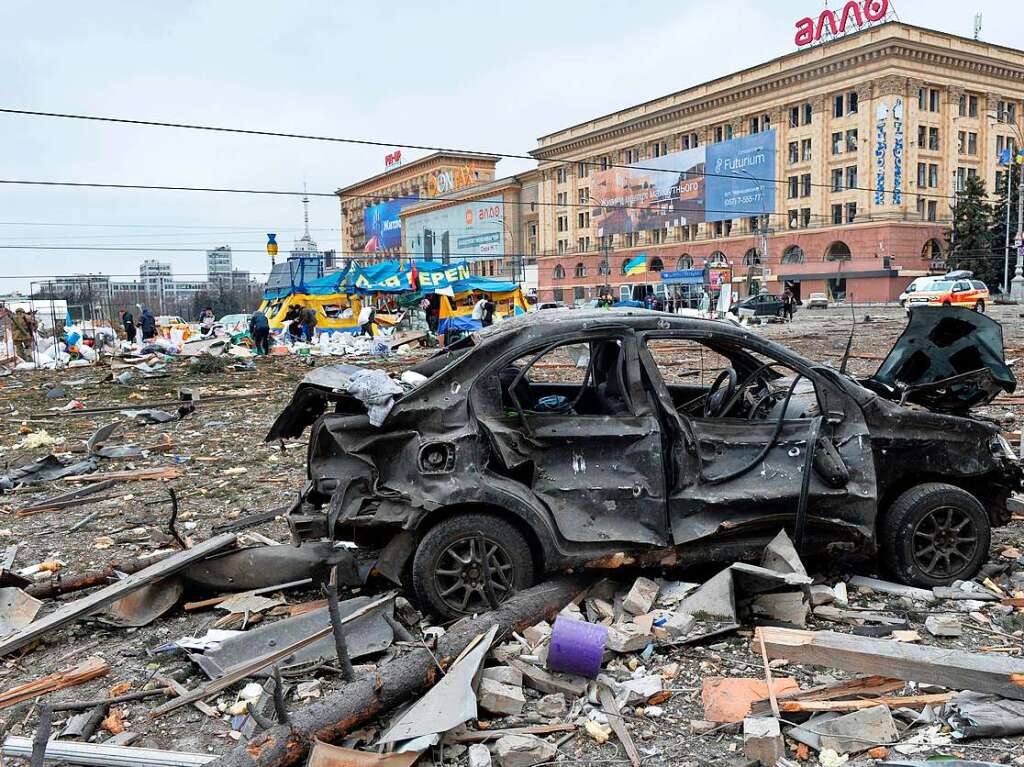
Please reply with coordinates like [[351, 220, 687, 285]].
[[1, 0, 1020, 293]]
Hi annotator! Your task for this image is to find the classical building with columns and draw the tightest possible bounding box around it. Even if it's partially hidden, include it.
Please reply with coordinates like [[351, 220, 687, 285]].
[[529, 22, 1024, 305]]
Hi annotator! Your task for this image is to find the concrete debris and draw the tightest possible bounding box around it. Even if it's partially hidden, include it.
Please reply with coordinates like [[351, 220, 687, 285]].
[[622, 576, 659, 615], [924, 614, 963, 637], [847, 576, 935, 602], [482, 666, 523, 687], [752, 591, 809, 627], [816, 704, 899, 754], [762, 529, 808, 577], [535, 693, 567, 717], [743, 716, 785, 766], [478, 676, 526, 717], [522, 621, 552, 649], [468, 742, 493, 767], [493, 733, 558, 767]]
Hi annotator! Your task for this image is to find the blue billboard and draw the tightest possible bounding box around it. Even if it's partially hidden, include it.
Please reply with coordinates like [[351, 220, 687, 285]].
[[404, 200, 505, 261], [364, 196, 418, 253], [705, 131, 776, 222]]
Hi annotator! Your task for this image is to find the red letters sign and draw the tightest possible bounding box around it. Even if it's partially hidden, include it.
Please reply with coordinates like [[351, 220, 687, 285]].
[[795, 0, 888, 47], [385, 150, 402, 169]]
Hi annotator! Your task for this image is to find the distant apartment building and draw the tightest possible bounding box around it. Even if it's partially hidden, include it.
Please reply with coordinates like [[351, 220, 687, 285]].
[[207, 245, 234, 284]]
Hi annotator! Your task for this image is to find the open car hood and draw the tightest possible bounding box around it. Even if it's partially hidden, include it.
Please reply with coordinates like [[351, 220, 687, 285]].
[[866, 306, 1016, 413], [265, 364, 369, 441]]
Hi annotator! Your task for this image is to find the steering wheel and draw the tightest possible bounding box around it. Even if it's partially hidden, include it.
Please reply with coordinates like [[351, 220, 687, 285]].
[[704, 368, 738, 417]]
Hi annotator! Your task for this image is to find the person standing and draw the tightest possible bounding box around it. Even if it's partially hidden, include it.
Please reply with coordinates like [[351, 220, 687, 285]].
[[11, 308, 35, 361], [782, 287, 796, 322], [140, 308, 157, 341], [248, 308, 271, 355], [481, 298, 496, 327], [471, 295, 488, 325], [357, 302, 376, 337], [301, 306, 318, 342], [121, 310, 136, 344]]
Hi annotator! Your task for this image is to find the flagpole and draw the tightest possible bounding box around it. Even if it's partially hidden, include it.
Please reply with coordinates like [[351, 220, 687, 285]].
[[1006, 163, 1014, 294]]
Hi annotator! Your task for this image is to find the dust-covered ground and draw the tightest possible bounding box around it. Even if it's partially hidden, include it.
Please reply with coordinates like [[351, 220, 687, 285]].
[[0, 304, 1021, 766]]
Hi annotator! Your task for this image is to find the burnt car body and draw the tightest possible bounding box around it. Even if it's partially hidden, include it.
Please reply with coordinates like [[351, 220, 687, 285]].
[[268, 307, 1022, 618]]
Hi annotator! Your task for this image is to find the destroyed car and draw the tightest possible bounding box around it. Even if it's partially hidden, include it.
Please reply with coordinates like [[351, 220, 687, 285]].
[[268, 307, 1022, 619]]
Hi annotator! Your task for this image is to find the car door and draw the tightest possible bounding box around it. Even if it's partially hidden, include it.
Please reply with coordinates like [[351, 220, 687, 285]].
[[636, 330, 878, 548], [474, 333, 669, 547]]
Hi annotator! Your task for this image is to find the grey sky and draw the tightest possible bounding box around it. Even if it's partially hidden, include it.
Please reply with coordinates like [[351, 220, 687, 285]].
[[0, 0, 1020, 293]]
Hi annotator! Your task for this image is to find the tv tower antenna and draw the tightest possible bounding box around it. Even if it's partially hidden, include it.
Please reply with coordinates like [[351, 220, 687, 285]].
[[302, 180, 311, 238], [974, 13, 982, 40]]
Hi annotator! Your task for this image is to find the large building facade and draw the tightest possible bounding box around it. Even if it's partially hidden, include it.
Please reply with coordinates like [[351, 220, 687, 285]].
[[528, 22, 1024, 305]]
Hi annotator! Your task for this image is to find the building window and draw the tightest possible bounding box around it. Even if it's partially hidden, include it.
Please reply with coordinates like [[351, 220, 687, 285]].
[[927, 200, 937, 221], [650, 257, 664, 272], [928, 163, 938, 188], [578, 236, 591, 253], [968, 132, 978, 155], [788, 176, 799, 199], [749, 216, 760, 232], [781, 245, 805, 264], [790, 106, 800, 128], [553, 264, 565, 279], [968, 95, 978, 117], [743, 248, 760, 266], [578, 211, 590, 228], [917, 162, 927, 188], [846, 165, 858, 189], [598, 260, 610, 276], [831, 168, 843, 193], [788, 210, 799, 229], [574, 262, 586, 278], [709, 251, 728, 267], [803, 103, 813, 125], [600, 157, 610, 171], [848, 90, 858, 114], [928, 127, 939, 151], [958, 95, 967, 117], [557, 239, 567, 254], [846, 129, 858, 152], [918, 125, 927, 148], [998, 100, 1017, 124], [749, 117, 759, 134], [845, 202, 857, 223], [677, 254, 693, 269], [832, 132, 843, 155], [556, 167, 568, 184], [714, 221, 723, 237], [573, 286, 585, 301], [833, 94, 844, 118], [714, 126, 723, 143], [801, 208, 811, 228], [800, 174, 811, 197], [725, 124, 733, 140], [825, 241, 852, 261], [930, 88, 940, 112], [920, 87, 940, 113], [651, 228, 667, 244], [577, 162, 589, 178], [552, 288, 564, 302], [832, 204, 843, 225], [557, 215, 567, 232], [556, 192, 567, 207], [681, 132, 699, 150], [801, 138, 812, 161], [788, 141, 799, 164], [578, 188, 589, 204]]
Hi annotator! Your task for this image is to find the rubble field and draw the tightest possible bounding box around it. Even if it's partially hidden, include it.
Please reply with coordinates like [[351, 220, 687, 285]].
[[0, 303, 1022, 767]]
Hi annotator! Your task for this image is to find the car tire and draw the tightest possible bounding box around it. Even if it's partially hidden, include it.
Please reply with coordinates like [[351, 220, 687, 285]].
[[881, 483, 990, 588], [942, 300, 951, 307], [412, 512, 535, 619], [974, 300, 985, 313]]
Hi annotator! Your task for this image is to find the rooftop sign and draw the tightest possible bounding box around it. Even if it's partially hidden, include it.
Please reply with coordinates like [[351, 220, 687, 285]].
[[795, 0, 890, 47]]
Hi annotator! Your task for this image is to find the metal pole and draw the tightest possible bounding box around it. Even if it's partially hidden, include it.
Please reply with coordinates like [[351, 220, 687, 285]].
[[1005, 164, 1013, 294]]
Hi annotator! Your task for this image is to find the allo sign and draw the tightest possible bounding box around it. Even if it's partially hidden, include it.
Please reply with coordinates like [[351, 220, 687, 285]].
[[795, 0, 889, 47]]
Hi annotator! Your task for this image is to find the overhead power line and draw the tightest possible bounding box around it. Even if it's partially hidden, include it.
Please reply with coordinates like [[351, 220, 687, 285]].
[[0, 107, 981, 203]]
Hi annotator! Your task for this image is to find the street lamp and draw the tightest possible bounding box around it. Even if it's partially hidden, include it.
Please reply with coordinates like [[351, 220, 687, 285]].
[[735, 168, 771, 296], [484, 218, 519, 285], [988, 110, 1024, 297]]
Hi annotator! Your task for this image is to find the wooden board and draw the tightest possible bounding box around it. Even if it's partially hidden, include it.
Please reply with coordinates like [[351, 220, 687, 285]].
[[0, 534, 236, 657], [756, 627, 1024, 701]]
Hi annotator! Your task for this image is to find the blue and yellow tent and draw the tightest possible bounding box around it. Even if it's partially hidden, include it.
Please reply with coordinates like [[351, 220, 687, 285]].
[[437, 276, 529, 337]]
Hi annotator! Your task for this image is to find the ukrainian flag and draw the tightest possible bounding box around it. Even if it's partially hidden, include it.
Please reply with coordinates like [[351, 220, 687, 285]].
[[623, 255, 647, 275]]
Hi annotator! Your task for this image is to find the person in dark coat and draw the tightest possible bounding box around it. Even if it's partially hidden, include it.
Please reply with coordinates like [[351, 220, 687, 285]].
[[300, 306, 318, 342], [121, 310, 136, 343], [140, 308, 157, 340], [248, 309, 271, 355]]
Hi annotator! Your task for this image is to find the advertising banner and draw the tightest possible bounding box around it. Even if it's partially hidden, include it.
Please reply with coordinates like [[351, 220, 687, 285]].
[[590, 130, 776, 237], [405, 200, 505, 261], [364, 196, 418, 253]]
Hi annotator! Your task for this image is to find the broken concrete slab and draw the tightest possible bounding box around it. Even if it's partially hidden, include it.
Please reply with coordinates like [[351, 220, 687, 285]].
[[468, 743, 492, 767], [809, 585, 836, 607], [675, 568, 736, 622], [622, 577, 659, 615], [762, 529, 808, 577], [482, 666, 523, 688], [511, 660, 586, 697], [847, 576, 934, 602], [535, 693, 567, 717], [478, 676, 526, 717], [816, 704, 898, 754], [743, 717, 785, 766], [522, 621, 552, 649], [606, 622, 650, 654], [493, 734, 557, 767], [924, 615, 963, 637], [752, 592, 808, 627]]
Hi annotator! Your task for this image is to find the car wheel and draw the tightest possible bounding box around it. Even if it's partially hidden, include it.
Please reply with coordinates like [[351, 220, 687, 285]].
[[942, 300, 951, 307], [881, 483, 990, 588], [974, 300, 985, 313], [412, 513, 535, 619]]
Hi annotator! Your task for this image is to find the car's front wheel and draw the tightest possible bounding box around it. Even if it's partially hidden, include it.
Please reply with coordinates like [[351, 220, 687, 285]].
[[881, 483, 990, 587], [412, 512, 535, 619]]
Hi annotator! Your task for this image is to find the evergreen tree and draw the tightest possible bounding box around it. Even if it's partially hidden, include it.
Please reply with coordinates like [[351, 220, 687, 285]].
[[945, 174, 997, 286], [990, 165, 1022, 292]]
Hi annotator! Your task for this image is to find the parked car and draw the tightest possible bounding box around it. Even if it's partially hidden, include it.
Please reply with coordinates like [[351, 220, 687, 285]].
[[898, 276, 942, 309], [905, 279, 989, 313], [537, 302, 566, 310], [805, 292, 829, 309], [217, 313, 250, 335], [269, 307, 1022, 619], [730, 292, 787, 318]]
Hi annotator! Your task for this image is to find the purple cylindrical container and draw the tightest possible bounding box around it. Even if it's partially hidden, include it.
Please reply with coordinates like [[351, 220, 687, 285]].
[[545, 616, 608, 678]]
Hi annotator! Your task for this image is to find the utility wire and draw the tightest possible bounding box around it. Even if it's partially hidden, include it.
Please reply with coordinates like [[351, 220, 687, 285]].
[[0, 106, 989, 203]]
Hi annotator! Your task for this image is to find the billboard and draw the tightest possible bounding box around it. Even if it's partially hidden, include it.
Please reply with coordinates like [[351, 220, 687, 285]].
[[590, 130, 775, 236], [364, 196, 418, 253], [405, 200, 505, 261]]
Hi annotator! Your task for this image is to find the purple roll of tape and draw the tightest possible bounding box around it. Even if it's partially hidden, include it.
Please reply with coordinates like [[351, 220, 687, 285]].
[[546, 615, 608, 678]]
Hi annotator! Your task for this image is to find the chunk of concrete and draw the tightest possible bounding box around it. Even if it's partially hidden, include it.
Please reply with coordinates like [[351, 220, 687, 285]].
[[536, 693, 567, 717], [615, 675, 662, 707], [493, 734, 557, 767], [676, 568, 737, 622], [623, 577, 660, 615], [468, 743, 492, 767], [606, 622, 650, 653], [762, 529, 808, 577], [925, 614, 963, 637], [817, 704, 898, 754], [479, 676, 526, 717], [752, 592, 809, 627], [585, 597, 616, 622], [743, 717, 785, 766], [482, 666, 524, 687], [523, 622, 552, 649], [809, 585, 836, 607]]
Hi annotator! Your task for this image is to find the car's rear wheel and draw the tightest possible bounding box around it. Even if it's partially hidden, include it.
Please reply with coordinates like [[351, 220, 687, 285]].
[[881, 483, 990, 587], [412, 513, 535, 619], [974, 300, 985, 313]]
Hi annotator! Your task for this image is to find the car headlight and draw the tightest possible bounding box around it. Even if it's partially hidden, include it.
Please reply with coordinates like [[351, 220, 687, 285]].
[[993, 434, 1020, 461]]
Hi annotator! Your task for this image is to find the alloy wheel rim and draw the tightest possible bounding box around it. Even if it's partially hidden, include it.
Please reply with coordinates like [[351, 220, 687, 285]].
[[911, 505, 978, 579], [433, 535, 516, 614]]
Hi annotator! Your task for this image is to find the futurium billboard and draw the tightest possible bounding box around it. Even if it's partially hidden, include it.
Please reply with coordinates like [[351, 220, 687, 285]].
[[363, 196, 418, 253], [590, 130, 776, 236], [404, 200, 505, 262]]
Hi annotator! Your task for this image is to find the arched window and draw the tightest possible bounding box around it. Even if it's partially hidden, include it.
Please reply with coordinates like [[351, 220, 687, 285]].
[[553, 264, 565, 279], [921, 238, 944, 269], [708, 251, 728, 267], [598, 260, 611, 276], [622, 258, 632, 274], [574, 262, 587, 278], [650, 256, 664, 272], [825, 241, 852, 261], [781, 245, 805, 264], [743, 248, 761, 266], [677, 254, 693, 270]]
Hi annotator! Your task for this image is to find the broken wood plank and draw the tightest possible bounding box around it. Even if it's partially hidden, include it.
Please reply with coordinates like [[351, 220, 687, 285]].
[[25, 550, 176, 599], [182, 579, 312, 611], [750, 676, 904, 717], [0, 657, 110, 710], [0, 534, 236, 657], [779, 691, 954, 713], [509, 659, 587, 697], [205, 577, 587, 767], [598, 684, 641, 767], [444, 723, 576, 743], [51, 687, 171, 712], [756, 627, 1024, 701], [156, 675, 218, 718], [61, 466, 184, 483], [13, 479, 121, 516]]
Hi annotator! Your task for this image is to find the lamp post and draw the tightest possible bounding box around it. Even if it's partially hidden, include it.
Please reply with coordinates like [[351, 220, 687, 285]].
[[736, 168, 771, 296], [485, 218, 518, 285], [990, 110, 1024, 297]]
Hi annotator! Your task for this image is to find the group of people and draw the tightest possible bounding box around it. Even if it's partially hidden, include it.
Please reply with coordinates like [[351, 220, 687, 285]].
[[282, 305, 319, 343], [118, 308, 157, 344]]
